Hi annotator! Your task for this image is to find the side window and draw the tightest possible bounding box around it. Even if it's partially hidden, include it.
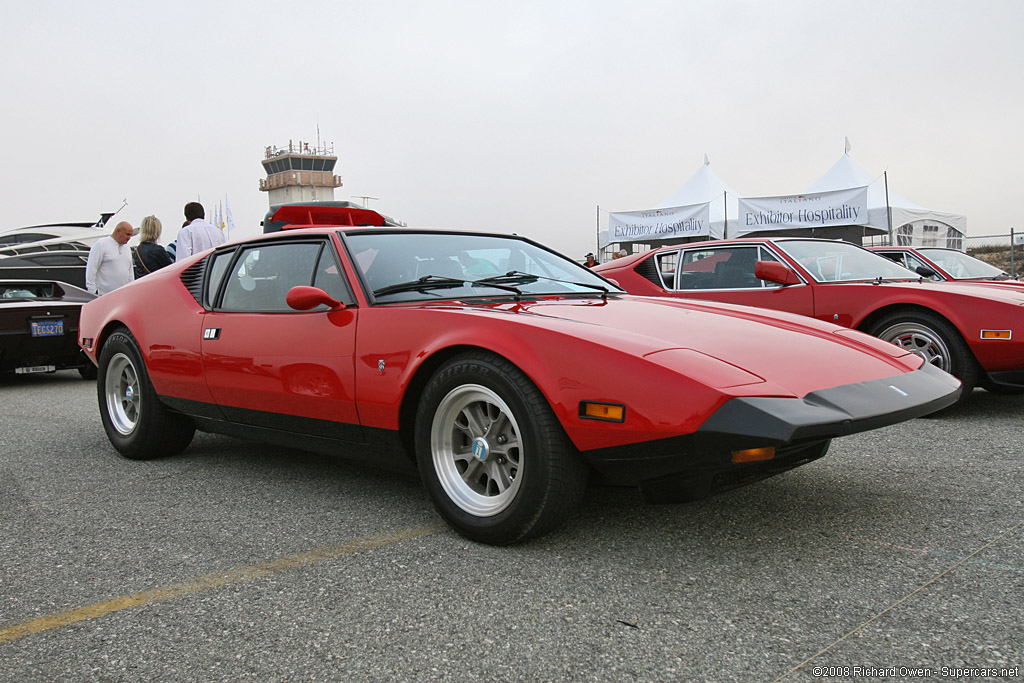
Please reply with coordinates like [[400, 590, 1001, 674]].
[[220, 242, 323, 312], [676, 247, 763, 290], [207, 250, 234, 307], [876, 251, 906, 267], [28, 254, 88, 266], [0, 232, 54, 246], [312, 245, 353, 303], [756, 246, 783, 289], [655, 250, 678, 289]]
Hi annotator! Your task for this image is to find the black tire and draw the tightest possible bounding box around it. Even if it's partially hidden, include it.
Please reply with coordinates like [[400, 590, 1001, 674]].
[[868, 310, 978, 396], [97, 327, 195, 460], [415, 351, 589, 545], [78, 360, 97, 380]]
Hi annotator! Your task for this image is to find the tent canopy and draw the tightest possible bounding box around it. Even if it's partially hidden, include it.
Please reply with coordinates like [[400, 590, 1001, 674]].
[[806, 153, 966, 235], [655, 156, 739, 240], [601, 147, 967, 252]]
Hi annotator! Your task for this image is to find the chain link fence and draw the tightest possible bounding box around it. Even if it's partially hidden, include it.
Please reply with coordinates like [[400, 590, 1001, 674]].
[[964, 230, 1020, 278]]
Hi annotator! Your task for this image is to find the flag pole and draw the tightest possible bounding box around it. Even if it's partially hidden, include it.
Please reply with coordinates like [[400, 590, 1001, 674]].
[[723, 191, 728, 239], [884, 171, 893, 244]]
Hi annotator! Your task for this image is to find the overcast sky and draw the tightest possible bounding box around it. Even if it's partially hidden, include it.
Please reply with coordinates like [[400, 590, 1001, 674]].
[[2, 0, 1022, 257]]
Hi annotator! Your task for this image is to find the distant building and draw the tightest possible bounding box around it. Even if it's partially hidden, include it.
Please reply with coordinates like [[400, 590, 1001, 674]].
[[259, 140, 343, 205]]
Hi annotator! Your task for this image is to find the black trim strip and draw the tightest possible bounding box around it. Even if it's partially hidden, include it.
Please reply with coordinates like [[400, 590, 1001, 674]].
[[158, 395, 415, 474]]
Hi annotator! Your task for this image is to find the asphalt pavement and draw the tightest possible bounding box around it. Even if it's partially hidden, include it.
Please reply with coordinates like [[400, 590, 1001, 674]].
[[1, 371, 1021, 682]]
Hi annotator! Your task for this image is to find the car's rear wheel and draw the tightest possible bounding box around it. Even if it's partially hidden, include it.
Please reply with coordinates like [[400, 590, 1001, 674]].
[[97, 327, 195, 460], [415, 351, 588, 545], [869, 310, 977, 395]]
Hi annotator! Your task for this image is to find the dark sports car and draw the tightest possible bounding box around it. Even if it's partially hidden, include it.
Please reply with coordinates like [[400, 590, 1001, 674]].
[[0, 279, 96, 378], [0, 249, 90, 289], [595, 237, 1024, 399], [78, 216, 959, 543]]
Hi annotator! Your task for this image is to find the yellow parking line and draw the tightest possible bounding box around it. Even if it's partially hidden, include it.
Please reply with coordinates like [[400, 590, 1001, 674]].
[[0, 524, 442, 645]]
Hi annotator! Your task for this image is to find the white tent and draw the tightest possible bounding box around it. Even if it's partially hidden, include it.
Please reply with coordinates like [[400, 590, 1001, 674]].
[[655, 156, 740, 240], [806, 152, 966, 246]]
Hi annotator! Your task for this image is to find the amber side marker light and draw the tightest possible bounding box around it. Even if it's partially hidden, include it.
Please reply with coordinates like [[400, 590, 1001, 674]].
[[732, 447, 776, 463], [579, 402, 626, 422], [980, 330, 1012, 340]]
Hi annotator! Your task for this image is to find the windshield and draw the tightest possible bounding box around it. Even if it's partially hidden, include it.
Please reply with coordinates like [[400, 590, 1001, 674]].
[[917, 248, 1007, 279], [345, 231, 621, 302], [777, 240, 919, 282]]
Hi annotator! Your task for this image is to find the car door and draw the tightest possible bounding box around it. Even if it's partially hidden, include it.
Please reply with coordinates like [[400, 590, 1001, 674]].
[[201, 237, 362, 442], [665, 244, 814, 316]]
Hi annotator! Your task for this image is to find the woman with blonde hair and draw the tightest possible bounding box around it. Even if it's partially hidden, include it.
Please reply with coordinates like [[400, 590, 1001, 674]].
[[133, 215, 173, 278]]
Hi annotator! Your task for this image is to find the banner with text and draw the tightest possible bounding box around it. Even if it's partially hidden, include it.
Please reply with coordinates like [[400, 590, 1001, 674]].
[[736, 186, 869, 234], [604, 202, 711, 247]]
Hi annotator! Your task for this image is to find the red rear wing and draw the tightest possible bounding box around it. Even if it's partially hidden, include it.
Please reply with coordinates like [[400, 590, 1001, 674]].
[[270, 205, 386, 229]]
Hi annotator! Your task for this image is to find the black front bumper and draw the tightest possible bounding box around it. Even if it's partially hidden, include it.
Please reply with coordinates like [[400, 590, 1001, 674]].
[[584, 362, 961, 503]]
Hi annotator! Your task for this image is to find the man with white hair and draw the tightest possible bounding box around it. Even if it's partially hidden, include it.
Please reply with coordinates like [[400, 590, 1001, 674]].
[[85, 221, 135, 295]]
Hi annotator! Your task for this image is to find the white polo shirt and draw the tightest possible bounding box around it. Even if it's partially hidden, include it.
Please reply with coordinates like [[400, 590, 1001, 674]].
[[85, 236, 134, 295], [176, 218, 227, 261]]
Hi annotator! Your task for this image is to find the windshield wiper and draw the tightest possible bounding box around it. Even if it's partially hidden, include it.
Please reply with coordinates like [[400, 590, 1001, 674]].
[[374, 274, 525, 300], [373, 275, 466, 297], [475, 270, 612, 299], [474, 270, 540, 285]]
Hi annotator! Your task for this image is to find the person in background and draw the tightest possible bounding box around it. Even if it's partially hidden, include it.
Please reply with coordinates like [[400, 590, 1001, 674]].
[[85, 221, 135, 295], [176, 202, 226, 262], [132, 215, 173, 278], [584, 253, 598, 268]]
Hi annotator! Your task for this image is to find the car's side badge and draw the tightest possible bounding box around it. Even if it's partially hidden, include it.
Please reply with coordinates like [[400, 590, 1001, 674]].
[[378, 359, 386, 374], [203, 328, 221, 340]]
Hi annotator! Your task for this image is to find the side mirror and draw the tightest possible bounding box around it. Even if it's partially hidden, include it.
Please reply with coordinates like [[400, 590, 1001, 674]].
[[754, 261, 801, 286], [286, 285, 346, 311], [915, 266, 938, 278]]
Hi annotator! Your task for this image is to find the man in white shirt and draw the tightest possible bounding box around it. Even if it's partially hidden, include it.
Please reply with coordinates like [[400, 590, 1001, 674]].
[[176, 202, 226, 261], [85, 221, 135, 295]]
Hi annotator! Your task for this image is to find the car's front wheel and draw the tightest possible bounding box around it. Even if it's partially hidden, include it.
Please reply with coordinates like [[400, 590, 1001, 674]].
[[97, 327, 195, 460], [415, 351, 588, 545], [869, 310, 978, 395]]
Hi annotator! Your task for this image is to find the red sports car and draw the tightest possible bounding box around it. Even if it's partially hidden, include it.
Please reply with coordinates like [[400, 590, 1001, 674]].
[[78, 220, 959, 543], [869, 246, 1023, 288], [595, 237, 1024, 399]]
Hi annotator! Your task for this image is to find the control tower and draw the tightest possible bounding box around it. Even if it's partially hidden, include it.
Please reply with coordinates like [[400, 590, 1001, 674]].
[[259, 139, 343, 205]]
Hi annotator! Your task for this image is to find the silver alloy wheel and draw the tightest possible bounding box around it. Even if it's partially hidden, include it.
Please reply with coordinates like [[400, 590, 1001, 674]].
[[876, 322, 952, 372], [105, 352, 141, 436], [430, 383, 523, 517]]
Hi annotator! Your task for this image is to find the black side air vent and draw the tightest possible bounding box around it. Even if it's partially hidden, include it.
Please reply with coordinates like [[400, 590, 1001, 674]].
[[179, 257, 207, 306], [633, 256, 661, 286]]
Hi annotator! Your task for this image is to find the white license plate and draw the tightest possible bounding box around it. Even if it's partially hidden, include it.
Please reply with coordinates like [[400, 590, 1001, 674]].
[[15, 365, 56, 374]]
